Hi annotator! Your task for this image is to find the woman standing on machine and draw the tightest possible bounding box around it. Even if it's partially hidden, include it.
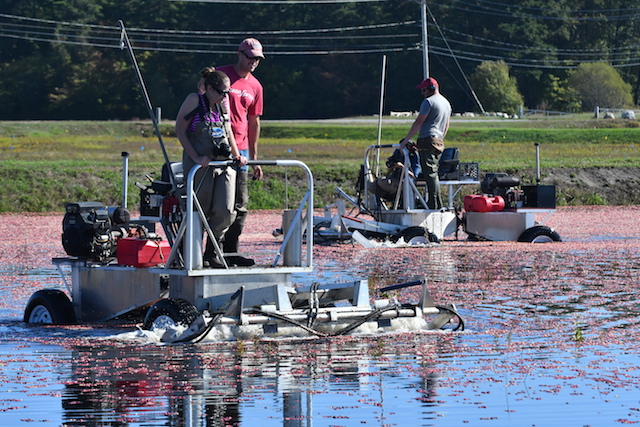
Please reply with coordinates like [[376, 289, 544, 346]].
[[175, 67, 247, 268]]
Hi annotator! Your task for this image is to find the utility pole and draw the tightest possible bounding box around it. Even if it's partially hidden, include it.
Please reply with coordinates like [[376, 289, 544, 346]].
[[419, 0, 429, 78]]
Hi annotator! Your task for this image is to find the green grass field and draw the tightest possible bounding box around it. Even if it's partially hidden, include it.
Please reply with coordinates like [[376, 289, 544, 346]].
[[1, 116, 639, 212]]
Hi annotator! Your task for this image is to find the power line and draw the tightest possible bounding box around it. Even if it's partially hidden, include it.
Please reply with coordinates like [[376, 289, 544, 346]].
[[448, 1, 640, 21], [438, 26, 640, 55], [3, 11, 640, 68], [173, 0, 390, 3], [0, 12, 416, 36], [460, 0, 640, 14], [432, 34, 640, 60], [0, 14, 422, 55], [427, 4, 485, 113]]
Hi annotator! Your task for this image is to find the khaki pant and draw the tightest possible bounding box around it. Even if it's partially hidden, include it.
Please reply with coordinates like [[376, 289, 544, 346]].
[[190, 165, 237, 258], [417, 136, 444, 210], [223, 170, 249, 253]]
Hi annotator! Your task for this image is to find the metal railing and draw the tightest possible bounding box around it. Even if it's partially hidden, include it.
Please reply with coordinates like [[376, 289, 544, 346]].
[[165, 159, 314, 272], [363, 144, 426, 212]]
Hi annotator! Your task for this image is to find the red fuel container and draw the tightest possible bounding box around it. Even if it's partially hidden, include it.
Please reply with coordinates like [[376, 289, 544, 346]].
[[464, 194, 505, 212], [117, 237, 171, 267]]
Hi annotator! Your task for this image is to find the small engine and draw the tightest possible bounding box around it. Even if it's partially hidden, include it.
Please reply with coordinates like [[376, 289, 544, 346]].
[[479, 173, 556, 209], [480, 173, 523, 209], [62, 202, 129, 261]]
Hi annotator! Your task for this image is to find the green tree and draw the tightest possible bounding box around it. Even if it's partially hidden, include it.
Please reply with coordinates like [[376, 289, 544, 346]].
[[538, 73, 581, 112], [568, 62, 633, 111], [469, 61, 524, 115]]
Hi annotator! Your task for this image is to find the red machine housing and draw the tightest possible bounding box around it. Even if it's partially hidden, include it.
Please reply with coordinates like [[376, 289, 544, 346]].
[[117, 237, 171, 267], [464, 194, 505, 213]]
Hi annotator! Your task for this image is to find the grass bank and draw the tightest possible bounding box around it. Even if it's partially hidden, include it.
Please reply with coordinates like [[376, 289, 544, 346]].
[[1, 117, 639, 212]]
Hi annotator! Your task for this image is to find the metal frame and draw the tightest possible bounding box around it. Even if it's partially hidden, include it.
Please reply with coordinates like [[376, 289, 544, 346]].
[[314, 144, 460, 242], [160, 159, 314, 275]]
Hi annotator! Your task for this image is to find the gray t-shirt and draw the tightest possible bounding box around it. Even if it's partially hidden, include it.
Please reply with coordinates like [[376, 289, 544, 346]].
[[418, 93, 452, 139]]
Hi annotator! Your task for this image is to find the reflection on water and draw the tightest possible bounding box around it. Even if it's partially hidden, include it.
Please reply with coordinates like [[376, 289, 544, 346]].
[[3, 326, 640, 426], [1, 334, 451, 426]]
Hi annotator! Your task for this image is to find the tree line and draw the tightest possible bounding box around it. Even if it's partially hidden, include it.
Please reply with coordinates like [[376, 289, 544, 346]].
[[0, 0, 638, 121]]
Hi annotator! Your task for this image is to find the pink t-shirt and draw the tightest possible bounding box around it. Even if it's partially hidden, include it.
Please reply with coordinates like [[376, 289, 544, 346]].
[[216, 64, 263, 151]]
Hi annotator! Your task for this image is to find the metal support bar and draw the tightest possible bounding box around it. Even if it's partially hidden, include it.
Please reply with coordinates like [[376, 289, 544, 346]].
[[408, 178, 429, 209], [182, 160, 314, 272], [535, 141, 541, 185], [274, 191, 309, 267], [164, 217, 187, 269], [376, 55, 387, 146], [193, 193, 229, 269], [121, 151, 129, 208], [55, 263, 73, 296]]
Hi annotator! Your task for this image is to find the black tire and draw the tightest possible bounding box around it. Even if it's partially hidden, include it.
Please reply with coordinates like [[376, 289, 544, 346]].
[[142, 298, 200, 330], [517, 225, 562, 243], [391, 226, 439, 245], [23, 289, 76, 324]]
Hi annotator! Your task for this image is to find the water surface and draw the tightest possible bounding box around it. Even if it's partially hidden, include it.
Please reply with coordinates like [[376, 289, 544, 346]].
[[1, 207, 640, 426]]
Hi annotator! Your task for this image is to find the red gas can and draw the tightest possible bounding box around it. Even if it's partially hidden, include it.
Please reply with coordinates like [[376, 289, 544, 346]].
[[464, 194, 505, 212], [116, 237, 171, 267]]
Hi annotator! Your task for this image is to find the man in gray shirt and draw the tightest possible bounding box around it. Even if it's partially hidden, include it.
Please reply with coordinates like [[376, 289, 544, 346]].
[[400, 77, 452, 210]]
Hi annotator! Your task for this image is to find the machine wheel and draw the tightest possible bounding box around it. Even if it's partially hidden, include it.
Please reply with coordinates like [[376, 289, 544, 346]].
[[23, 289, 76, 324], [142, 298, 200, 330], [313, 221, 335, 243], [392, 226, 439, 245], [517, 225, 561, 243]]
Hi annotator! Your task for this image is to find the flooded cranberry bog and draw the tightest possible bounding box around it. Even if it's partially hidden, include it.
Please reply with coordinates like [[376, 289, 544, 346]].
[[1, 206, 640, 426]]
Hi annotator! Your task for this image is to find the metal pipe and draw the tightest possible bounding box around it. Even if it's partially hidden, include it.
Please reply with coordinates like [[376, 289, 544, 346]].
[[363, 144, 395, 209], [213, 307, 434, 325], [185, 164, 201, 271], [118, 21, 176, 191], [183, 160, 314, 271], [420, 0, 429, 77], [376, 55, 387, 146], [535, 142, 541, 185], [276, 193, 309, 267], [121, 151, 129, 208], [121, 151, 129, 209], [402, 147, 414, 210]]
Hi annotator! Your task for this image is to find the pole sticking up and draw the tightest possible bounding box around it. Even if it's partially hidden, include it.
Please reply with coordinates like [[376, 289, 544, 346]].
[[118, 20, 177, 191]]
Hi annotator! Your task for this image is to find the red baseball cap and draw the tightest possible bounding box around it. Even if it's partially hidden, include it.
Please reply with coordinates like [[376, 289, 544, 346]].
[[417, 77, 439, 89], [238, 38, 265, 59]]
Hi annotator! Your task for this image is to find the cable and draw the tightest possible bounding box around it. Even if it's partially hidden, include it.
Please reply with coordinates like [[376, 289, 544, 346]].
[[464, 0, 640, 14], [435, 26, 640, 55], [175, 0, 391, 3], [0, 13, 416, 35], [4, 10, 640, 68], [448, 1, 640, 21], [427, 3, 485, 114]]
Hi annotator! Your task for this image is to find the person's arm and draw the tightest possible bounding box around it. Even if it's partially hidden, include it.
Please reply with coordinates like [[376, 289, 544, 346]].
[[248, 114, 263, 180], [225, 118, 247, 167], [400, 114, 427, 148], [175, 93, 210, 168], [443, 116, 450, 138], [221, 97, 247, 166]]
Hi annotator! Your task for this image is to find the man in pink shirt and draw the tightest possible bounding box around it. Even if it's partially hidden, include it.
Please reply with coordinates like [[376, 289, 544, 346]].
[[216, 38, 264, 266]]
